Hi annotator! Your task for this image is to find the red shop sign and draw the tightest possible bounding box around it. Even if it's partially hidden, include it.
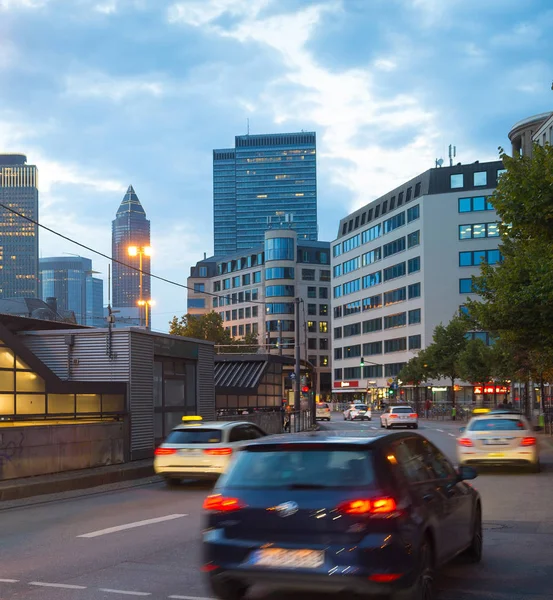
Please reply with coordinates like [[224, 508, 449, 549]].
[[334, 380, 359, 388], [474, 385, 509, 394]]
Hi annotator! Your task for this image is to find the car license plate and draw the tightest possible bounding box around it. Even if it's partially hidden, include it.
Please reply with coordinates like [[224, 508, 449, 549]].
[[484, 439, 507, 445], [250, 548, 324, 569], [179, 449, 202, 457], [488, 452, 505, 458]]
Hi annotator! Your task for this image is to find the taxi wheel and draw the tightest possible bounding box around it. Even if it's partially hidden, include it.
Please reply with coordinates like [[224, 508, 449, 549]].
[[209, 578, 247, 600]]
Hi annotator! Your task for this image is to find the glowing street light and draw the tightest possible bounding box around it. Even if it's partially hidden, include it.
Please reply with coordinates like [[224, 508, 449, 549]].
[[127, 245, 152, 326]]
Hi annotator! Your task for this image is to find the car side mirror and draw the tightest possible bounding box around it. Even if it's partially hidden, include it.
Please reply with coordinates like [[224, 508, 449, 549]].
[[457, 465, 477, 481], [459, 427, 465, 434]]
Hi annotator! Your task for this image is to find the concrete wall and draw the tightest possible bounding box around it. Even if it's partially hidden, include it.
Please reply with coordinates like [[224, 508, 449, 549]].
[[0, 422, 125, 480]]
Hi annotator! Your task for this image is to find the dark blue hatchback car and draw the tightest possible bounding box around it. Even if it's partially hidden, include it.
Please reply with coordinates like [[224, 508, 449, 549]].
[[203, 432, 482, 600]]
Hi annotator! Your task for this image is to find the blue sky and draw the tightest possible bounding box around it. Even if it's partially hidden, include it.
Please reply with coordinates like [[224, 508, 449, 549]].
[[1, 0, 552, 331]]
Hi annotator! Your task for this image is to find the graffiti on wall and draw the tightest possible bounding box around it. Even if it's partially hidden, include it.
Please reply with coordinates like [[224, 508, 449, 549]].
[[0, 431, 25, 467]]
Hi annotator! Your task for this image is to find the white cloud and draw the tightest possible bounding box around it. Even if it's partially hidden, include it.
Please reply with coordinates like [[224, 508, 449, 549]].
[[373, 58, 397, 72], [167, 0, 271, 27], [0, 0, 50, 9], [94, 1, 117, 14], [64, 71, 167, 102], [170, 0, 439, 211]]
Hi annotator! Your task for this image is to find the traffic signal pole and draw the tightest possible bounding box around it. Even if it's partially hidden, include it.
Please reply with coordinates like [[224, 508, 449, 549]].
[[294, 298, 301, 431]]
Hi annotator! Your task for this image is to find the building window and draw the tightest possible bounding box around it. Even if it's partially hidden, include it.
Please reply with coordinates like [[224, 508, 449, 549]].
[[307, 321, 317, 333], [213, 281, 221, 292], [308, 303, 316, 316], [414, 182, 421, 197], [266, 303, 294, 315], [232, 276, 240, 288], [265, 267, 294, 280], [383, 237, 406, 258], [334, 368, 343, 380], [407, 230, 420, 248], [319, 287, 328, 299], [246, 307, 251, 318], [408, 335, 422, 350], [344, 344, 361, 358], [334, 326, 342, 339], [252, 306, 258, 317], [242, 273, 251, 285], [238, 308, 244, 319], [407, 205, 420, 223], [319, 321, 328, 333], [408, 282, 421, 299], [497, 169, 507, 178], [334, 348, 343, 360], [344, 301, 361, 316], [364, 364, 383, 378], [363, 317, 382, 333], [362, 224, 382, 244], [450, 174, 464, 189], [320, 355, 329, 367], [308, 338, 317, 350], [193, 283, 205, 293], [320, 270, 331, 282], [342, 234, 361, 253], [342, 279, 360, 296], [383, 212, 406, 235], [362, 248, 381, 266], [320, 338, 329, 350], [458, 196, 494, 213], [385, 363, 407, 377], [384, 312, 407, 329], [459, 249, 501, 267], [333, 264, 342, 278], [362, 271, 382, 289], [384, 337, 407, 353], [334, 306, 342, 319], [319, 304, 328, 316], [232, 309, 237, 320], [342, 257, 361, 274], [302, 268, 315, 281], [459, 278, 474, 294], [333, 244, 342, 258], [333, 285, 342, 299], [362, 294, 382, 311], [265, 237, 294, 261], [199, 266, 207, 277], [253, 271, 262, 283], [408, 257, 421, 274], [474, 171, 487, 187], [383, 262, 406, 282], [343, 323, 361, 337], [384, 287, 406, 306], [309, 286, 317, 298], [363, 341, 382, 356], [458, 223, 500, 239], [408, 308, 421, 324]]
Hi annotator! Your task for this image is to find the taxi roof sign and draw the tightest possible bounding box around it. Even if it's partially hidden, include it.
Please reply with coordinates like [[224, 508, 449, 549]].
[[182, 416, 203, 422], [472, 408, 491, 415]]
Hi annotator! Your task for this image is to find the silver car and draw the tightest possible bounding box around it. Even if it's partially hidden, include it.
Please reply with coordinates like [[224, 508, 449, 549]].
[[380, 405, 419, 429]]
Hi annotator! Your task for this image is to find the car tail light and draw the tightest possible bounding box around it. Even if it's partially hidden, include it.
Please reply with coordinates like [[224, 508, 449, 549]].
[[457, 438, 474, 447], [203, 448, 233, 456], [389, 414, 398, 419], [520, 437, 537, 446], [203, 494, 245, 512], [409, 413, 418, 418], [369, 573, 403, 583], [338, 497, 398, 516], [154, 447, 177, 456]]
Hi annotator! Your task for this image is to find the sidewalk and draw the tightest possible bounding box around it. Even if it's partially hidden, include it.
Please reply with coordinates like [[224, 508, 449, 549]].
[[0, 459, 154, 503]]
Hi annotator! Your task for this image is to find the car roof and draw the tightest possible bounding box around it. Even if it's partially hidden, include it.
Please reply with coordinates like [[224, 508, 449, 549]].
[[390, 405, 413, 409], [238, 430, 420, 448], [470, 412, 527, 421], [171, 421, 253, 431]]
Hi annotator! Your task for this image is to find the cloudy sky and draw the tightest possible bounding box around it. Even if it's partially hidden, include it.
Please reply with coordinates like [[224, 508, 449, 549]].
[[1, 0, 552, 331]]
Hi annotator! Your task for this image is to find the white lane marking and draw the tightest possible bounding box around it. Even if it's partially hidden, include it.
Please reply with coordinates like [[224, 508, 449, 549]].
[[0, 579, 19, 583], [29, 582, 87, 590], [436, 429, 444, 432], [168, 596, 216, 600], [448, 433, 456, 437], [77, 514, 188, 538], [99, 589, 151, 597]]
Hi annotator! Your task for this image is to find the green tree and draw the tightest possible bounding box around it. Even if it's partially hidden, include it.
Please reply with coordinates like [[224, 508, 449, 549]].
[[398, 349, 432, 413], [457, 339, 494, 386]]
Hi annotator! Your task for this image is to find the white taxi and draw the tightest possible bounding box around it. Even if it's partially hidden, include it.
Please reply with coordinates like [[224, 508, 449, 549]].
[[154, 417, 267, 484], [343, 403, 372, 421], [457, 411, 540, 472], [315, 402, 331, 421], [380, 405, 418, 429]]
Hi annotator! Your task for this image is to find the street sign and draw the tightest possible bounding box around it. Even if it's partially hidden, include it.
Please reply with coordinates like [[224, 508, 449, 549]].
[[289, 372, 296, 380], [387, 378, 394, 385]]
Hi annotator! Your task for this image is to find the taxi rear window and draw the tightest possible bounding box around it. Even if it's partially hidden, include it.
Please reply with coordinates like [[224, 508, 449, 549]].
[[224, 448, 375, 489], [354, 404, 367, 410], [317, 403, 329, 409], [392, 407, 413, 414], [469, 419, 525, 431], [164, 429, 222, 444]]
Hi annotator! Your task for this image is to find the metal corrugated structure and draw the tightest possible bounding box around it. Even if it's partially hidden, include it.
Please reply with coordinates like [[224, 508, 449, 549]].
[[129, 332, 154, 460], [215, 360, 267, 391], [197, 343, 216, 420]]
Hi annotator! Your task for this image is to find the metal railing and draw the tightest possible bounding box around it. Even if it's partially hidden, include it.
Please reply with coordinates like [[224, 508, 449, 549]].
[[284, 410, 314, 433]]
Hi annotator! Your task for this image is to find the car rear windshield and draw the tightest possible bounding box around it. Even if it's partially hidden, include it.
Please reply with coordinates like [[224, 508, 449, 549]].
[[392, 407, 413, 414], [469, 419, 525, 431], [164, 429, 222, 444], [318, 403, 329, 409], [224, 448, 375, 489], [354, 404, 367, 410]]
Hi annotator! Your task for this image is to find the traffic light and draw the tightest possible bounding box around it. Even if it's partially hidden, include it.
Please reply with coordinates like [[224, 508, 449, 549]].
[[360, 357, 365, 367], [389, 388, 396, 397]]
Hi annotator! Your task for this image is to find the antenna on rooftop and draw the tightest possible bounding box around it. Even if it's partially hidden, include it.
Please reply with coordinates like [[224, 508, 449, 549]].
[[448, 144, 457, 167], [435, 158, 444, 168]]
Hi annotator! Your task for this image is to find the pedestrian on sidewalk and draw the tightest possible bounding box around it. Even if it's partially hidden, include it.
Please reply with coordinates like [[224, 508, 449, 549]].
[[451, 405, 457, 421], [425, 398, 431, 418]]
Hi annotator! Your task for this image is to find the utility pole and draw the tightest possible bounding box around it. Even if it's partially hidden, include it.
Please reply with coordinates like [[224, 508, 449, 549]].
[[294, 297, 301, 428]]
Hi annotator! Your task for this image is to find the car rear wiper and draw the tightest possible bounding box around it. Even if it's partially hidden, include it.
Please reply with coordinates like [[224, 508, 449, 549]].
[[285, 483, 331, 489]]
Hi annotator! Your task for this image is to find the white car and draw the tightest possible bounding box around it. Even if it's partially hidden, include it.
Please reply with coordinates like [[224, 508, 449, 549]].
[[154, 417, 267, 485], [457, 411, 540, 472], [343, 403, 372, 421], [380, 405, 419, 429], [316, 402, 331, 421]]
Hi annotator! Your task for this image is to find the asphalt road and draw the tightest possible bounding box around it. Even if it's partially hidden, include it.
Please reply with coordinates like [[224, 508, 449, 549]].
[[1, 414, 553, 600]]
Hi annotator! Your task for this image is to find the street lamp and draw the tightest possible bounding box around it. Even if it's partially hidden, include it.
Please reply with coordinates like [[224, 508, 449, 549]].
[[128, 245, 152, 326], [138, 299, 155, 329]]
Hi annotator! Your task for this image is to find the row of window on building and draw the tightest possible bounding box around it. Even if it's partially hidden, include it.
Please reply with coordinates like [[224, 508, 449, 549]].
[[334, 334, 422, 360], [334, 308, 422, 339], [335, 363, 407, 380]]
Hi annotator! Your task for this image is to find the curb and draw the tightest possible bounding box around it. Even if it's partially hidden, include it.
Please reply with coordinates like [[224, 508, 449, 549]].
[[0, 461, 154, 503]]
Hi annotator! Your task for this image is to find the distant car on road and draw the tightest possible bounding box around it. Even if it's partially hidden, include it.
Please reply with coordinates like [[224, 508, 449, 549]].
[[316, 402, 331, 421], [202, 431, 482, 600], [343, 403, 371, 421], [380, 405, 419, 429], [154, 417, 267, 485], [457, 412, 540, 472]]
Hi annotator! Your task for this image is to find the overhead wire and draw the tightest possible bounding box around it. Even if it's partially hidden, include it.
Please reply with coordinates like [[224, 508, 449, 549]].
[[0, 201, 271, 306]]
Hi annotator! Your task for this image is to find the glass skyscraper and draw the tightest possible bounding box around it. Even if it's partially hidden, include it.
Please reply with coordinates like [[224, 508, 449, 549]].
[[40, 256, 104, 326], [111, 185, 151, 310], [213, 132, 317, 256], [0, 154, 39, 298]]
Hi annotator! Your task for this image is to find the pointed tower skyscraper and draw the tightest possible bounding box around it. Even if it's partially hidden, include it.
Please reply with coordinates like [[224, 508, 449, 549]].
[[111, 185, 151, 322]]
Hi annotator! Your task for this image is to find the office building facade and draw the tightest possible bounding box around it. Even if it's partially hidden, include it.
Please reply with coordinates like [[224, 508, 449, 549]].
[[188, 229, 332, 398], [213, 132, 317, 256], [0, 154, 39, 299], [331, 160, 505, 402], [508, 111, 553, 158], [111, 185, 151, 325], [40, 256, 104, 326]]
